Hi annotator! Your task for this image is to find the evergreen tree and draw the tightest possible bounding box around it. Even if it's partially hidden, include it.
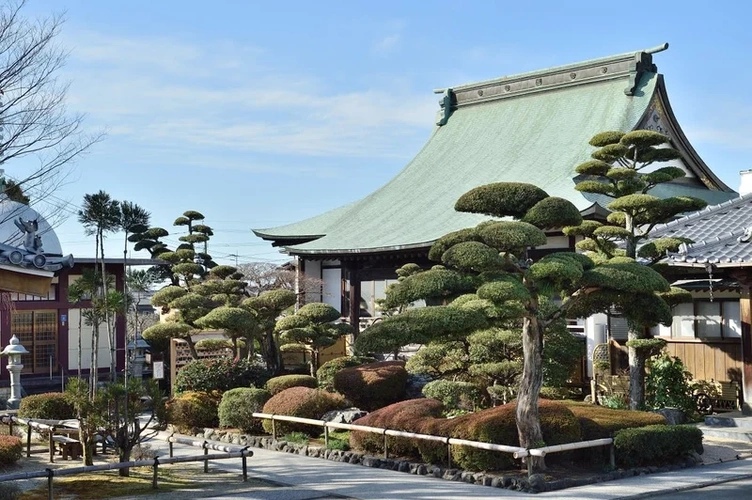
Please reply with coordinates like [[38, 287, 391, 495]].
[[564, 130, 699, 409], [355, 182, 673, 471]]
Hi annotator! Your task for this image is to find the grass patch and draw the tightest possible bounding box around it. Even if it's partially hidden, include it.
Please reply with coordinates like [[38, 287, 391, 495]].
[[19, 465, 271, 500]]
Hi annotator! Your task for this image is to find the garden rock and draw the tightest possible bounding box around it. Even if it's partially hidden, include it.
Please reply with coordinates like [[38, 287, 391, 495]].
[[321, 407, 368, 424], [653, 408, 686, 425]]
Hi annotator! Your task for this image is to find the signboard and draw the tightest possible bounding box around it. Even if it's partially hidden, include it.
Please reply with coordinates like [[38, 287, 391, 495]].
[[153, 361, 164, 380]]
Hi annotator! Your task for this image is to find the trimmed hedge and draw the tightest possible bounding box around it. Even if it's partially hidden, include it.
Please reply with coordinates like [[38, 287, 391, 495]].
[[218, 388, 271, 433], [174, 358, 270, 394], [614, 424, 703, 467], [422, 380, 483, 410], [266, 375, 318, 395], [0, 436, 22, 466], [350, 398, 445, 458], [333, 361, 408, 411], [316, 356, 375, 390], [18, 393, 74, 420], [166, 392, 219, 433], [566, 401, 667, 439], [261, 387, 347, 437]]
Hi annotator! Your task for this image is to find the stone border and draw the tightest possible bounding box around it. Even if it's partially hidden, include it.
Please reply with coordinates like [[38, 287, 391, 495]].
[[178, 427, 704, 494]]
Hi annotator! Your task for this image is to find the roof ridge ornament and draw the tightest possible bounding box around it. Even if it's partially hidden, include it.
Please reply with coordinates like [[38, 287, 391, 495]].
[[435, 88, 455, 126], [624, 43, 668, 96], [738, 226, 752, 243]]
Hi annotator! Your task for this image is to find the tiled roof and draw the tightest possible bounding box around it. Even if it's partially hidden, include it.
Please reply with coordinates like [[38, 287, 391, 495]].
[[654, 195, 752, 267], [254, 47, 737, 256]]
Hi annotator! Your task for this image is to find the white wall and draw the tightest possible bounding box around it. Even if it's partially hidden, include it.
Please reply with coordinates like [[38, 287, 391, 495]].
[[322, 267, 342, 312], [303, 259, 322, 302], [66, 309, 112, 371]]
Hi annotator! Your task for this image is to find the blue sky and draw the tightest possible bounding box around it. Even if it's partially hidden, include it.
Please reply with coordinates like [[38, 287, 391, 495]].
[[11, 0, 752, 265]]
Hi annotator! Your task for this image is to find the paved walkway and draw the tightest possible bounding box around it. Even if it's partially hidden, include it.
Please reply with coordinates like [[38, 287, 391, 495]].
[[141, 431, 752, 500]]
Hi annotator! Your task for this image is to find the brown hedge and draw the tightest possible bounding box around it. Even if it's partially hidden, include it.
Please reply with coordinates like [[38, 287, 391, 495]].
[[266, 374, 318, 395], [0, 436, 22, 466], [261, 387, 347, 437], [566, 401, 667, 439], [333, 361, 408, 411]]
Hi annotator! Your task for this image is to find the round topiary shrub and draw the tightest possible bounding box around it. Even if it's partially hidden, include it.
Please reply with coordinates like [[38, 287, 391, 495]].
[[422, 380, 483, 411], [174, 358, 270, 394], [166, 392, 220, 433], [0, 436, 22, 466], [218, 388, 271, 433], [18, 393, 74, 420], [316, 355, 375, 390], [261, 387, 347, 437], [266, 375, 318, 395], [333, 361, 408, 411], [349, 398, 445, 457]]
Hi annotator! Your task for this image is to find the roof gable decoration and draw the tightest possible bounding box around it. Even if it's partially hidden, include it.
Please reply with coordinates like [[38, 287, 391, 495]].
[[0, 216, 73, 272]]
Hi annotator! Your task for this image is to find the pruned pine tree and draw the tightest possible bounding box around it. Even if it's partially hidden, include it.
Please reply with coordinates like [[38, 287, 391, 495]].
[[354, 182, 673, 472], [242, 289, 297, 374], [275, 303, 351, 377], [563, 130, 700, 409], [68, 268, 99, 379]]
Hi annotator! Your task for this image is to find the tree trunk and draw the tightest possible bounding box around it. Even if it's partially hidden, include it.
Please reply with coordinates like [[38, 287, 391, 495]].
[[516, 313, 546, 471], [78, 316, 82, 379], [261, 331, 280, 374], [118, 447, 132, 476], [627, 324, 645, 410], [80, 427, 94, 466], [90, 323, 99, 395]]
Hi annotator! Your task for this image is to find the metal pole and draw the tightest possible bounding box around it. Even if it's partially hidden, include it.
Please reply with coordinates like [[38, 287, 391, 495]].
[[26, 422, 32, 457], [324, 426, 329, 448], [242, 451, 248, 482], [203, 441, 209, 473], [46, 468, 53, 500], [169, 437, 174, 458], [152, 457, 159, 489], [609, 444, 616, 469]]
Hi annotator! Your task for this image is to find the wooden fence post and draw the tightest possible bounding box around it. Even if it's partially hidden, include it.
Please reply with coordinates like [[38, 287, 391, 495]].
[[152, 457, 159, 489], [383, 431, 388, 459], [203, 441, 209, 473], [46, 468, 53, 500], [242, 449, 248, 482], [169, 433, 174, 458], [48, 427, 55, 463], [26, 421, 32, 458]]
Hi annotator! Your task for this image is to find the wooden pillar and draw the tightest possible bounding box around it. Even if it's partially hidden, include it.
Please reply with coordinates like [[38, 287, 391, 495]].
[[348, 263, 361, 338], [740, 285, 752, 415]]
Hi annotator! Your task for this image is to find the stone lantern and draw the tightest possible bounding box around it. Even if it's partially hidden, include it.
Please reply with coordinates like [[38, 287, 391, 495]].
[[1, 335, 28, 409], [126, 333, 150, 379]]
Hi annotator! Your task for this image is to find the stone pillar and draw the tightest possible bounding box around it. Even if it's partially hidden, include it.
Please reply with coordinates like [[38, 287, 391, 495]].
[[1, 335, 29, 409]]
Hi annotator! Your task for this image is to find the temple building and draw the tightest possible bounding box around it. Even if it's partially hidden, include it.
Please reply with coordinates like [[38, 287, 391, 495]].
[[255, 45, 746, 404]]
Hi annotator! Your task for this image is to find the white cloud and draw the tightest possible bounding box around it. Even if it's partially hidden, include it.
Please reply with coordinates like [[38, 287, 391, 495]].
[[61, 29, 436, 166]]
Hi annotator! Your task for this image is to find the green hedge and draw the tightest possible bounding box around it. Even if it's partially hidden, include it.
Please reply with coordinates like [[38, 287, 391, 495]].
[[0, 436, 22, 466], [614, 424, 703, 467], [18, 393, 74, 420], [218, 388, 271, 433], [266, 375, 318, 395], [333, 361, 408, 411], [261, 387, 347, 437], [174, 358, 270, 394], [166, 392, 220, 432]]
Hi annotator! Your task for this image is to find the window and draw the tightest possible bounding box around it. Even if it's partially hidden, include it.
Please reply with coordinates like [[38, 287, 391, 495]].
[[12, 310, 57, 374], [696, 302, 721, 338], [669, 300, 740, 339]]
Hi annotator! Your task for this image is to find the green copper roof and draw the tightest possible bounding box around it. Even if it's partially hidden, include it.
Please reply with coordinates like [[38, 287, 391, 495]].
[[254, 49, 736, 256]]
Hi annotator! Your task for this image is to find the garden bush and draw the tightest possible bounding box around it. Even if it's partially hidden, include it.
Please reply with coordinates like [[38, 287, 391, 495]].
[[614, 424, 703, 467], [450, 399, 581, 471], [166, 392, 220, 432], [18, 393, 74, 420], [266, 375, 318, 395], [333, 361, 408, 411], [218, 388, 271, 433], [645, 353, 696, 417], [0, 436, 22, 466], [261, 387, 347, 437], [316, 355, 375, 390], [174, 357, 270, 394], [422, 380, 482, 411], [566, 401, 667, 439], [350, 398, 445, 457]]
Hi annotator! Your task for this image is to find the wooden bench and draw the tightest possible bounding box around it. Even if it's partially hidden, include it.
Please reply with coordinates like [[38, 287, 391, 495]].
[[712, 381, 741, 412], [52, 435, 82, 460]]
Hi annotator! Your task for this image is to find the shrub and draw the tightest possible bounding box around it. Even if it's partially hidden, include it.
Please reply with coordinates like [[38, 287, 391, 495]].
[[174, 357, 270, 394], [422, 380, 482, 411], [450, 400, 581, 471], [566, 401, 667, 440], [266, 375, 318, 395], [166, 392, 219, 432], [18, 393, 74, 420], [333, 361, 408, 411], [317, 356, 375, 390], [282, 432, 309, 444], [261, 387, 347, 437], [0, 483, 20, 500], [614, 424, 703, 467], [645, 353, 695, 417], [350, 398, 445, 457], [0, 436, 22, 466], [218, 388, 271, 433]]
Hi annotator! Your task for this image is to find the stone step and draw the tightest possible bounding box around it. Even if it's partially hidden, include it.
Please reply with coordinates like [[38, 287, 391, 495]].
[[704, 413, 752, 429], [698, 425, 752, 443]]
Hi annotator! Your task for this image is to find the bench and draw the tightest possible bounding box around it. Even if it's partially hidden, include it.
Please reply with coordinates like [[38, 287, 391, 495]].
[[52, 435, 82, 460], [694, 380, 741, 415]]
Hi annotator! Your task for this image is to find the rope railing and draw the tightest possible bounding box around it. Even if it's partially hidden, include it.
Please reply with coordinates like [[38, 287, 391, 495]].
[[251, 412, 615, 475]]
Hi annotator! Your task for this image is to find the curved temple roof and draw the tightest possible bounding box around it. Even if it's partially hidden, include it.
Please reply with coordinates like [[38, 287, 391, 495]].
[[254, 46, 736, 257]]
